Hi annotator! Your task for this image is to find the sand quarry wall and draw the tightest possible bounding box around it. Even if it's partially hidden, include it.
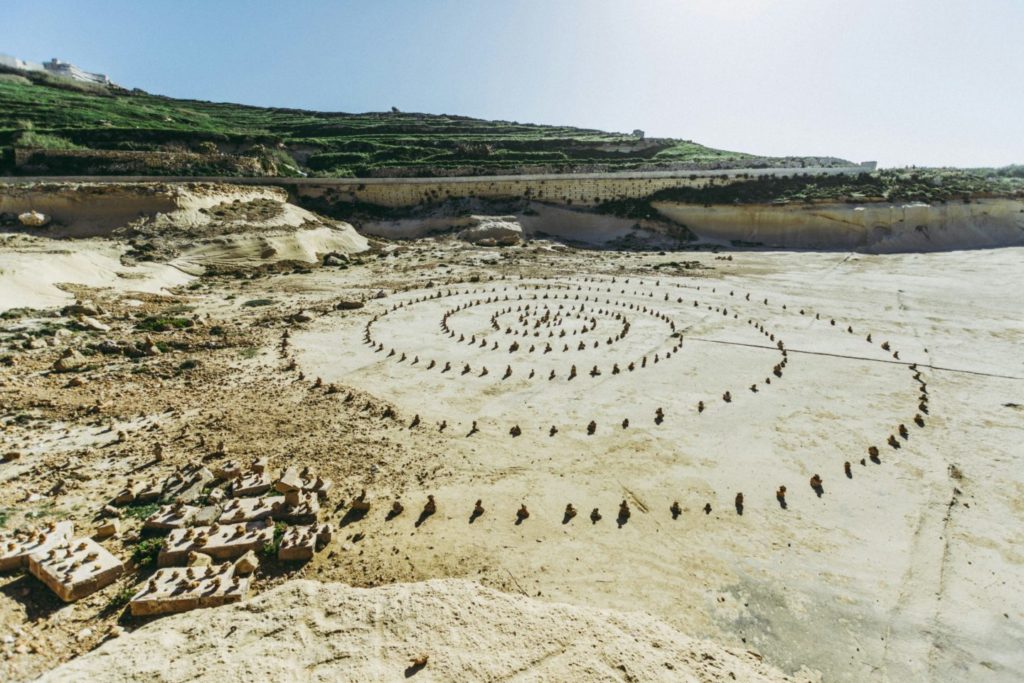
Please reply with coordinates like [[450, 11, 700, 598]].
[[292, 166, 869, 208], [0, 182, 288, 237], [653, 198, 1024, 252]]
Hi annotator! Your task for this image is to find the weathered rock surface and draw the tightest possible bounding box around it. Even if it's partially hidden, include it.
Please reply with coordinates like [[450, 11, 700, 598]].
[[52, 348, 87, 373], [39, 579, 801, 682], [457, 215, 524, 246], [18, 210, 50, 227]]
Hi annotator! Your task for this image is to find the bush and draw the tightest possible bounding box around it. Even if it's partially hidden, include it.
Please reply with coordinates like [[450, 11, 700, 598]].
[[122, 502, 160, 520], [107, 585, 135, 610], [241, 299, 274, 308], [131, 537, 165, 567], [16, 130, 84, 150], [260, 521, 287, 557]]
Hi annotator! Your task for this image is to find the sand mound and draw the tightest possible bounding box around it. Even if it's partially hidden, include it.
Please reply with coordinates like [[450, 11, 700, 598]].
[[0, 237, 193, 311], [0, 182, 368, 286], [170, 226, 367, 274], [40, 579, 803, 682]]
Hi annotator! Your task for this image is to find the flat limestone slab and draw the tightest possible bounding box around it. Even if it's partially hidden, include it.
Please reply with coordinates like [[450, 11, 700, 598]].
[[219, 492, 319, 523], [0, 521, 74, 571], [129, 563, 249, 616], [275, 466, 332, 499], [159, 521, 274, 567], [278, 523, 332, 562], [143, 504, 199, 531], [229, 471, 272, 497], [113, 480, 145, 506], [163, 464, 215, 504], [28, 537, 124, 602], [213, 460, 243, 480]]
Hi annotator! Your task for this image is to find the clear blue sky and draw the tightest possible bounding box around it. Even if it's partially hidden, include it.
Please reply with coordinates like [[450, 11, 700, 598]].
[[3, 0, 1021, 167]]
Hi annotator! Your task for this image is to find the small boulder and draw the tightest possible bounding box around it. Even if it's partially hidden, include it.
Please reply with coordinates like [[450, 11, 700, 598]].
[[233, 550, 259, 575], [457, 215, 524, 247], [323, 252, 348, 267], [53, 348, 87, 372], [95, 520, 120, 539], [79, 316, 111, 332], [18, 210, 50, 227]]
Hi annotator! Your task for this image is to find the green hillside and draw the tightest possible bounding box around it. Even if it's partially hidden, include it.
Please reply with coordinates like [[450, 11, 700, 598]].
[[0, 67, 844, 178]]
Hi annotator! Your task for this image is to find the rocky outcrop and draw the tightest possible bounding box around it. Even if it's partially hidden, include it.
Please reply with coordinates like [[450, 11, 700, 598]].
[[457, 215, 523, 246]]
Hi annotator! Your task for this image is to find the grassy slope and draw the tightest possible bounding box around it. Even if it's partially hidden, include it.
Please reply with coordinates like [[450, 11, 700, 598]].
[[0, 70, 766, 177]]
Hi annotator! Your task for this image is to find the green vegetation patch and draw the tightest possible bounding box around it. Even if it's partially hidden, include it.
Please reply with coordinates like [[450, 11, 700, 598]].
[[136, 316, 194, 332], [131, 537, 165, 567]]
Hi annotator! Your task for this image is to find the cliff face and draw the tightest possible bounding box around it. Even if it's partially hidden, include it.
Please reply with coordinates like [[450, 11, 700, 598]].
[[651, 198, 1024, 252]]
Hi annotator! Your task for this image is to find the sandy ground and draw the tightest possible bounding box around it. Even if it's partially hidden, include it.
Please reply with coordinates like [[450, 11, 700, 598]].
[[40, 578, 804, 682], [1, 230, 1021, 681]]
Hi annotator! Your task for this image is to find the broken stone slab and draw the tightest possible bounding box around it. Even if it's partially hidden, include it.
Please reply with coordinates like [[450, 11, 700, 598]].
[[164, 465, 214, 504], [229, 470, 272, 497], [94, 520, 120, 539], [278, 523, 333, 562], [0, 521, 74, 571], [192, 505, 223, 527], [158, 521, 274, 567], [187, 551, 213, 567], [250, 457, 269, 474], [113, 480, 146, 506], [28, 537, 124, 602], [78, 316, 111, 333], [129, 563, 249, 616], [134, 480, 163, 505], [63, 300, 100, 317], [219, 492, 319, 524], [274, 466, 333, 500], [213, 460, 243, 481], [143, 504, 199, 531], [233, 550, 259, 575]]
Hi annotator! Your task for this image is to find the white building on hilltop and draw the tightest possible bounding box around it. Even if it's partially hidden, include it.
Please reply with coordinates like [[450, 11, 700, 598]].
[[0, 54, 112, 86]]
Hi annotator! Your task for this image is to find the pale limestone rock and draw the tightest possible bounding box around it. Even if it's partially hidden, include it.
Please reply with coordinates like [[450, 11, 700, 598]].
[[233, 550, 259, 575], [18, 210, 50, 227]]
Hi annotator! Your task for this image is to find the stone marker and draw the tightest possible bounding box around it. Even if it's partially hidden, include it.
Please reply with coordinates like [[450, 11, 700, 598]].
[[28, 537, 124, 602], [0, 521, 74, 571], [129, 563, 249, 616]]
